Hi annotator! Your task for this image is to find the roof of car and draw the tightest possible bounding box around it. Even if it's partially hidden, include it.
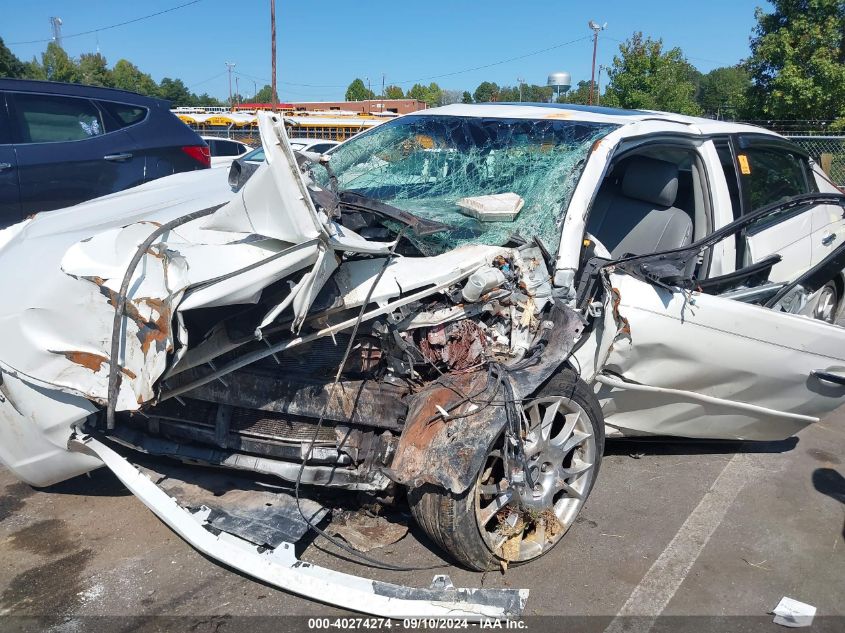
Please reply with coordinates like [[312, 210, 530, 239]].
[[0, 78, 167, 107], [416, 103, 778, 138]]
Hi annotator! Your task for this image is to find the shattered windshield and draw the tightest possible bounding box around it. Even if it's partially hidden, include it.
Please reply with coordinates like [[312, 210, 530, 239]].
[[311, 115, 617, 255]]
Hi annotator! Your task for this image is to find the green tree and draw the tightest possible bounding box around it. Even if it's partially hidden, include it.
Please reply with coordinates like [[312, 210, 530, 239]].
[[111, 59, 158, 96], [0, 37, 25, 78], [747, 0, 845, 122], [78, 52, 112, 87], [41, 42, 79, 83], [461, 90, 473, 104], [159, 77, 193, 106], [559, 80, 592, 105], [384, 84, 404, 99], [22, 56, 46, 80], [407, 82, 443, 106], [698, 65, 752, 119], [473, 81, 500, 103], [254, 84, 274, 102], [522, 84, 553, 102], [497, 86, 520, 101], [195, 92, 223, 107], [603, 32, 702, 115], [346, 78, 375, 101]]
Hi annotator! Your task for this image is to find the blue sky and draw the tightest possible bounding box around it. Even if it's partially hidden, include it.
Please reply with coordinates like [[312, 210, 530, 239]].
[[3, 0, 772, 101]]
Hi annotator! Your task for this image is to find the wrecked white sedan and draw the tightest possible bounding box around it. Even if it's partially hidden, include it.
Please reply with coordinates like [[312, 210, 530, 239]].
[[1, 104, 844, 617]]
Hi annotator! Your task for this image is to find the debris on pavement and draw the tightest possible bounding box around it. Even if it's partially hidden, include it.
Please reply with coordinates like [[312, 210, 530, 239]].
[[772, 596, 817, 628], [328, 509, 409, 552]]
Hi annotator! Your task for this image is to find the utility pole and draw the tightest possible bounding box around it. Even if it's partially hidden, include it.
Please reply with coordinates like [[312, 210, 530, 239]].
[[596, 64, 605, 105], [225, 62, 236, 108], [235, 76, 240, 106], [588, 20, 606, 106], [49, 16, 63, 48], [517, 77, 525, 102], [270, 0, 277, 110]]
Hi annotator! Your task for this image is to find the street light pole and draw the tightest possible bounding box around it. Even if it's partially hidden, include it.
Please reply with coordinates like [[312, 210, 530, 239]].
[[588, 20, 605, 106], [270, 0, 277, 110], [225, 61, 236, 108], [517, 77, 524, 102]]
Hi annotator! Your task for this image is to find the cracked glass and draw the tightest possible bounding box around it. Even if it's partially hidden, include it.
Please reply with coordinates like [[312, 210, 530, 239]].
[[312, 115, 617, 255]]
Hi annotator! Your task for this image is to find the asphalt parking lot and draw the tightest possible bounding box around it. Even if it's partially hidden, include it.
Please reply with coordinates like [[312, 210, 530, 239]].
[[0, 405, 843, 631]]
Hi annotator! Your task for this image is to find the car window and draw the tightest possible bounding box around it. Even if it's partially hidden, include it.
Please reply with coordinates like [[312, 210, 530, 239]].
[[13, 93, 105, 143], [309, 143, 335, 154], [738, 147, 811, 213], [97, 100, 147, 130], [244, 148, 265, 162], [290, 142, 306, 151], [208, 139, 243, 157], [0, 94, 12, 144]]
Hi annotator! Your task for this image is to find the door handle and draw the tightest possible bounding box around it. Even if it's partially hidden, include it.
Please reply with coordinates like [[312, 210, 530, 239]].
[[104, 153, 133, 162], [0, 162, 13, 171], [811, 370, 845, 386], [821, 232, 837, 246]]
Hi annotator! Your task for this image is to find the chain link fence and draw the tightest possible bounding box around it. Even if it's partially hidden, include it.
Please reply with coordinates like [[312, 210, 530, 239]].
[[783, 135, 845, 187]]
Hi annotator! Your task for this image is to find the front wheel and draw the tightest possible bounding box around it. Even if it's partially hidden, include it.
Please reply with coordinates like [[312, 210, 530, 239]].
[[408, 370, 604, 570]]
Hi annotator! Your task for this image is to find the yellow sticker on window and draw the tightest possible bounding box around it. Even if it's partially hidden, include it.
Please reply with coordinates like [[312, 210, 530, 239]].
[[738, 154, 751, 175]]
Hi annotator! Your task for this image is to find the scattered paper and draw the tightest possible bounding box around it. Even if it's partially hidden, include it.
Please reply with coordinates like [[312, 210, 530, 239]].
[[772, 596, 816, 628]]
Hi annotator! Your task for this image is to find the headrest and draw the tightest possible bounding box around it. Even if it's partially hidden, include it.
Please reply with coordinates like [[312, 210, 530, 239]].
[[621, 157, 679, 207]]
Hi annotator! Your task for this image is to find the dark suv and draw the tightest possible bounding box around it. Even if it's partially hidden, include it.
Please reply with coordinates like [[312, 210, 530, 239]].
[[0, 79, 210, 227]]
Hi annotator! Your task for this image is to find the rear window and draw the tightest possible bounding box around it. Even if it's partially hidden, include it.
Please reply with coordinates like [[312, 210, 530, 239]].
[[13, 93, 105, 143], [98, 100, 147, 129], [208, 139, 244, 157]]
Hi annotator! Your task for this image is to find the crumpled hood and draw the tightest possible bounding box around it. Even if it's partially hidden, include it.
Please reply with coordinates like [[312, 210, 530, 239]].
[[0, 113, 501, 411]]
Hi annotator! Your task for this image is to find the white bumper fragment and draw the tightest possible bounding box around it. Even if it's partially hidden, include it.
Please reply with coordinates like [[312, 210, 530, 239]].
[[69, 434, 528, 619]]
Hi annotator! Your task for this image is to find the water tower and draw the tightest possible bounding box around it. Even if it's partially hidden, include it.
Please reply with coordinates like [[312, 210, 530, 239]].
[[547, 71, 571, 102]]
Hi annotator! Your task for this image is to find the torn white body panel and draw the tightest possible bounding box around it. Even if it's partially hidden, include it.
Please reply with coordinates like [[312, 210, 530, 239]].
[[591, 271, 845, 440], [69, 434, 528, 619]]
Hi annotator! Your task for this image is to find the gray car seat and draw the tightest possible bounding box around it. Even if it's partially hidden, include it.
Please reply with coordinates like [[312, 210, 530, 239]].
[[587, 156, 693, 258]]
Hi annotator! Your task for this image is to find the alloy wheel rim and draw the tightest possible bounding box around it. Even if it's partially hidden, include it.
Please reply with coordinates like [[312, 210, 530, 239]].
[[815, 285, 838, 323], [474, 395, 597, 563]]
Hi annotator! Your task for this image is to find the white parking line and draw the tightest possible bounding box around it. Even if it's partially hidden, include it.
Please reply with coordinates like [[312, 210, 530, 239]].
[[603, 453, 759, 633]]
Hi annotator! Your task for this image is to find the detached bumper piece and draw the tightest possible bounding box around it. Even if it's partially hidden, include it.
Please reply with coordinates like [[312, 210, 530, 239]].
[[69, 435, 528, 619]]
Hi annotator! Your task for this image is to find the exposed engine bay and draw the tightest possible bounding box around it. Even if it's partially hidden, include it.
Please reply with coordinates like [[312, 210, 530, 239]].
[[2, 108, 844, 618]]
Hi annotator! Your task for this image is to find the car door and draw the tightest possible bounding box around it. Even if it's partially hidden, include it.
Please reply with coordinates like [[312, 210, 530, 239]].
[[808, 165, 845, 263], [728, 137, 818, 282], [582, 197, 845, 442], [9, 91, 144, 214], [591, 271, 845, 441], [0, 92, 21, 227]]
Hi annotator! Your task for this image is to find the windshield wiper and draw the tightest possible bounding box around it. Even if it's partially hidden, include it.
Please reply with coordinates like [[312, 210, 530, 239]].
[[337, 191, 453, 236]]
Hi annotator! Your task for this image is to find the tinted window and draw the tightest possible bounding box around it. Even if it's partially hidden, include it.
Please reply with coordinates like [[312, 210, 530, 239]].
[[0, 94, 12, 144], [97, 100, 147, 129], [309, 143, 335, 153], [208, 139, 243, 157], [13, 93, 105, 143], [738, 147, 810, 212]]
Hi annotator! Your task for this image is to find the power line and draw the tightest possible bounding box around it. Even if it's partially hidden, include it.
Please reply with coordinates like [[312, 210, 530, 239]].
[[238, 35, 592, 91], [9, 0, 203, 45], [189, 70, 227, 89], [393, 35, 592, 85], [234, 69, 345, 89]]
